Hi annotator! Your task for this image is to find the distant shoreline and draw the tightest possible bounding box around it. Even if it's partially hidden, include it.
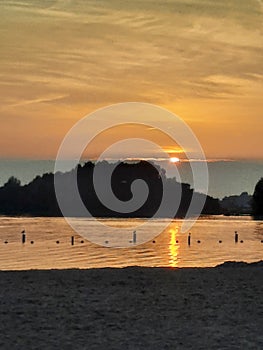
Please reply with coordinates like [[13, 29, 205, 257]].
[[0, 159, 262, 199], [0, 213, 254, 219]]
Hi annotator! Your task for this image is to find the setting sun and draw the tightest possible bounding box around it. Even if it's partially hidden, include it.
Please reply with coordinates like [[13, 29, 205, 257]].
[[170, 157, 180, 163]]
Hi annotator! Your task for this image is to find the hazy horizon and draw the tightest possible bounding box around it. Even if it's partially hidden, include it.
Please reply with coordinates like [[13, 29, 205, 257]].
[[0, 158, 262, 199]]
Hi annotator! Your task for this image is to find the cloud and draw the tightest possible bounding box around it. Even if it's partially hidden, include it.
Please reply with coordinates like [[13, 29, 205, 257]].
[[1, 0, 262, 108], [0, 0, 262, 159]]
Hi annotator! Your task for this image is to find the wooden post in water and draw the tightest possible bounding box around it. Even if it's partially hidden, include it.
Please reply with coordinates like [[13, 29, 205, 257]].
[[235, 231, 238, 243], [21, 230, 26, 244], [71, 236, 74, 246], [133, 231, 137, 244], [188, 233, 191, 246]]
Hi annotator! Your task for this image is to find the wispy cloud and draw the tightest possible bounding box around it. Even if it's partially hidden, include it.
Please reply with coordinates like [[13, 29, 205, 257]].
[[1, 0, 262, 107], [0, 0, 262, 159]]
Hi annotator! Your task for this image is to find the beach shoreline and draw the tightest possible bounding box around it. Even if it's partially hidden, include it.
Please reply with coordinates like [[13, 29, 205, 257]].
[[1, 263, 262, 349]]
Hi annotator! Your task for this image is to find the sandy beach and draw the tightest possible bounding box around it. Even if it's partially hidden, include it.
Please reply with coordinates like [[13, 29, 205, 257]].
[[0, 263, 263, 350]]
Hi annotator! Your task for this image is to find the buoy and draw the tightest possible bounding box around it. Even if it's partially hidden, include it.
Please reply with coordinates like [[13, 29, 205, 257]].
[[235, 231, 238, 243], [197, 240, 201, 244], [219, 240, 222, 244], [30, 241, 34, 244], [71, 236, 74, 246], [56, 240, 60, 244]]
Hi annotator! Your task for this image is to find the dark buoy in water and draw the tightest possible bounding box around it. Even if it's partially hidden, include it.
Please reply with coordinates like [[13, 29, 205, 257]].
[[152, 240, 156, 244], [235, 231, 238, 243], [56, 240, 60, 244], [240, 240, 244, 244], [81, 240, 84, 244], [30, 241, 34, 244], [176, 240, 179, 244], [4, 240, 8, 244], [219, 240, 222, 244], [197, 240, 201, 244], [71, 236, 74, 246]]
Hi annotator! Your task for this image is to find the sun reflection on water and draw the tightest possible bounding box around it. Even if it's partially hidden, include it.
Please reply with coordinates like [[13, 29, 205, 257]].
[[169, 226, 179, 267]]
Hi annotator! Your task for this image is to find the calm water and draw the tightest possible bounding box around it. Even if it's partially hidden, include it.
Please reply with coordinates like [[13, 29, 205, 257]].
[[0, 216, 262, 270]]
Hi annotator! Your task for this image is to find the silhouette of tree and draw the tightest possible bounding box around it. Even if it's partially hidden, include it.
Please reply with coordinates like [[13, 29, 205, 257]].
[[4, 176, 21, 187], [0, 161, 221, 217], [0, 177, 22, 214], [252, 178, 263, 217]]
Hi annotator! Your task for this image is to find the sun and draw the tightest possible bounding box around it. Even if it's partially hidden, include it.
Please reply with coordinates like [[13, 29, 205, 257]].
[[170, 157, 180, 163]]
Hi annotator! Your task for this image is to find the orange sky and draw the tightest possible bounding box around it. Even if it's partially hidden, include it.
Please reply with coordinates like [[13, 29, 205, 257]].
[[0, 0, 262, 160]]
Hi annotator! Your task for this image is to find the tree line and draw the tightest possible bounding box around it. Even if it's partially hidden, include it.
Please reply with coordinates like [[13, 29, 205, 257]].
[[0, 161, 221, 217]]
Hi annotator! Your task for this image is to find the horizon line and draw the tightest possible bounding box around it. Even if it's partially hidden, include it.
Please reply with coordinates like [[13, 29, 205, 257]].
[[0, 157, 263, 163]]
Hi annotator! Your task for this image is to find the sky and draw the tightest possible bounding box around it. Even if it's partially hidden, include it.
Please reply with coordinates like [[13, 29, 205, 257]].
[[0, 0, 262, 160]]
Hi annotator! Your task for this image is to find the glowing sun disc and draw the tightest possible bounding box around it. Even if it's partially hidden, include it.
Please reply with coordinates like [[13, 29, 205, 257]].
[[170, 157, 180, 163]]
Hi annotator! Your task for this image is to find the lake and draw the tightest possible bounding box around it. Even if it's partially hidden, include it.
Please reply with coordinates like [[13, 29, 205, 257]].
[[0, 216, 262, 270]]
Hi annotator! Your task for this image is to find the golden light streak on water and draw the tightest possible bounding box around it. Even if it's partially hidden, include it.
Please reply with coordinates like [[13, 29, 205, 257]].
[[169, 226, 180, 267]]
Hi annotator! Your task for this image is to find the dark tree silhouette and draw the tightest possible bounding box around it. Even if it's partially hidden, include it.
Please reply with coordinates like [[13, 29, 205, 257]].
[[0, 177, 22, 214], [252, 178, 263, 217], [4, 176, 21, 188], [0, 161, 221, 217]]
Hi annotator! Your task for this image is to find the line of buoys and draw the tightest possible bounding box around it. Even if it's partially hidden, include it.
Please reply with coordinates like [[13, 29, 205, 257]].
[[185, 231, 250, 246], [2, 239, 88, 245], [1, 238, 263, 245], [0, 231, 260, 246]]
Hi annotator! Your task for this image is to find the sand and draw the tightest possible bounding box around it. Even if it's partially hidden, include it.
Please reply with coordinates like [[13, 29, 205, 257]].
[[0, 263, 263, 350]]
